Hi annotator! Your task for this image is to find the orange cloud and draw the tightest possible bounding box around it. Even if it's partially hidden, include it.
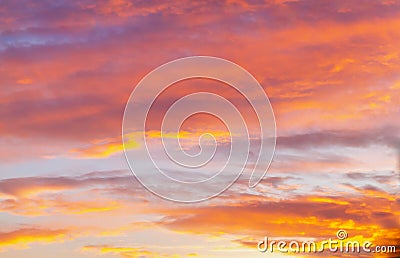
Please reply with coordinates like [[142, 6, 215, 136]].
[[0, 228, 68, 251], [70, 129, 233, 158], [1, 0, 399, 162], [82, 244, 172, 258], [16, 78, 32, 85], [0, 1, 399, 257], [70, 136, 138, 158], [0, 170, 398, 256], [0, 172, 134, 215], [156, 187, 399, 250]]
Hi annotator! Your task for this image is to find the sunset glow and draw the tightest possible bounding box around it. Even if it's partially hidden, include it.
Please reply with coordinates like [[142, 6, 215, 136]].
[[0, 0, 399, 257]]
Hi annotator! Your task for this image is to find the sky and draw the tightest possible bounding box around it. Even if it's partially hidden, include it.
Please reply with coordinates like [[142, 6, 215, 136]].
[[0, 0, 399, 257]]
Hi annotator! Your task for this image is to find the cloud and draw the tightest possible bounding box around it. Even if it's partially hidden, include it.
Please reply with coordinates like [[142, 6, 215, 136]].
[[0, 228, 69, 251], [70, 135, 139, 158], [0, 170, 131, 197], [0, 0, 399, 257], [1, 0, 399, 164], [155, 182, 399, 246], [0, 170, 143, 216], [69, 129, 232, 158], [277, 126, 400, 149], [82, 244, 172, 258], [0, 169, 398, 255]]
